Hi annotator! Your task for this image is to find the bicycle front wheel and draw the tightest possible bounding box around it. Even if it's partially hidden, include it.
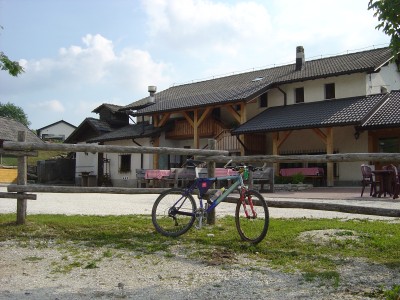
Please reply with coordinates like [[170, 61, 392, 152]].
[[152, 188, 197, 237], [235, 189, 269, 244]]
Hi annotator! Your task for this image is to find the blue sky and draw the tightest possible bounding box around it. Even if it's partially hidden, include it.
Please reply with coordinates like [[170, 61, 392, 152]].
[[0, 0, 389, 130]]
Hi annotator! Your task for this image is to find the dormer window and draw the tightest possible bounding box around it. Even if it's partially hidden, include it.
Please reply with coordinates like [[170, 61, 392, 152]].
[[295, 87, 304, 103], [260, 93, 268, 108], [252, 77, 264, 82], [325, 83, 335, 99]]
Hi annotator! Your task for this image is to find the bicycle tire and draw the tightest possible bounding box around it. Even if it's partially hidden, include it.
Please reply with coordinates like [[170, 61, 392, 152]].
[[235, 189, 269, 244], [152, 188, 197, 237]]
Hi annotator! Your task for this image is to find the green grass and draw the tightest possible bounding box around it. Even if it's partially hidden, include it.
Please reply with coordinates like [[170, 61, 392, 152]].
[[0, 214, 399, 292], [1, 150, 68, 167]]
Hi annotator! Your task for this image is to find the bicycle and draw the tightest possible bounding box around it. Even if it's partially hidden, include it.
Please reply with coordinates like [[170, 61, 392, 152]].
[[151, 159, 269, 244]]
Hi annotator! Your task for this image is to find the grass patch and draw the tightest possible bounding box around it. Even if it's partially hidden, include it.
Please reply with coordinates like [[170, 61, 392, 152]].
[[1, 214, 399, 284]]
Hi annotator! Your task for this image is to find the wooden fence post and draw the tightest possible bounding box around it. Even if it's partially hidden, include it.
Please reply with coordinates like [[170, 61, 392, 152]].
[[207, 139, 216, 225], [16, 131, 28, 225]]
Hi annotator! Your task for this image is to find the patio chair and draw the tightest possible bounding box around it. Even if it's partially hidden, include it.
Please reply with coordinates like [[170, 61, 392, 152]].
[[360, 164, 378, 197], [387, 164, 400, 199]]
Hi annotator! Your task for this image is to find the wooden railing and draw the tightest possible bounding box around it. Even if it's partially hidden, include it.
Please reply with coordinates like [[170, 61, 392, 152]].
[[166, 118, 225, 139], [2, 131, 400, 224]]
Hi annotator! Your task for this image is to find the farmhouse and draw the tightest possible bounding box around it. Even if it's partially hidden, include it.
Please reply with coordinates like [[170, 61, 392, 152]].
[[36, 120, 76, 142], [68, 46, 400, 187]]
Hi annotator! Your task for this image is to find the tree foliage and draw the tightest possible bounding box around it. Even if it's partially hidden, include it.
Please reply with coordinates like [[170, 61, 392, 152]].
[[0, 52, 24, 76], [0, 26, 24, 77], [368, 0, 400, 61], [0, 102, 30, 127]]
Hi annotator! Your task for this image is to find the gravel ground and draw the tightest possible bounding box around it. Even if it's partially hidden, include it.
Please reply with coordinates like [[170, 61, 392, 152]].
[[1, 238, 399, 300], [1, 186, 400, 299]]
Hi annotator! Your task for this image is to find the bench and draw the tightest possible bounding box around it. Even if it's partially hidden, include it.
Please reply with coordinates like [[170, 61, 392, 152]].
[[279, 167, 325, 186], [248, 167, 274, 193]]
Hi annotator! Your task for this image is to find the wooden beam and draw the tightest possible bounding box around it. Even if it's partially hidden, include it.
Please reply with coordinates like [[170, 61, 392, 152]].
[[312, 128, 327, 144], [182, 111, 194, 127], [197, 107, 211, 126], [226, 105, 241, 123], [158, 112, 171, 127], [222, 197, 400, 217], [3, 141, 230, 156], [0, 192, 36, 200], [275, 131, 292, 148], [8, 185, 169, 194], [0, 149, 38, 157], [198, 153, 400, 163]]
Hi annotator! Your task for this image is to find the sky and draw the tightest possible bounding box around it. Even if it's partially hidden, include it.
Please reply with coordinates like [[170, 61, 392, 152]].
[[0, 0, 390, 130]]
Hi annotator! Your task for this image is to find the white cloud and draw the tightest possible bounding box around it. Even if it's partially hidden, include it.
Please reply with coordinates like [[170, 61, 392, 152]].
[[142, 0, 272, 57], [1, 33, 171, 96], [34, 100, 65, 113]]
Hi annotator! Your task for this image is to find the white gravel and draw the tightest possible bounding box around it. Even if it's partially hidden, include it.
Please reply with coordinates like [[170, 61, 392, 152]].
[[1, 186, 400, 299]]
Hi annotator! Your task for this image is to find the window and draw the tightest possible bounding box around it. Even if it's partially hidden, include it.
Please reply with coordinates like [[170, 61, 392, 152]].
[[119, 154, 131, 172], [295, 87, 304, 103], [260, 93, 268, 108], [325, 83, 335, 99], [379, 137, 400, 153]]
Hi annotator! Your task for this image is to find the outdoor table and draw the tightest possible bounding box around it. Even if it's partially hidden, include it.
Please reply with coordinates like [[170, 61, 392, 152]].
[[371, 169, 393, 198], [280, 167, 323, 177], [145, 169, 171, 187]]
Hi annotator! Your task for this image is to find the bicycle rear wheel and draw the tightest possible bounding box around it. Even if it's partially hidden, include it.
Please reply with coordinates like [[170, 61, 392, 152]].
[[152, 188, 197, 237], [235, 189, 269, 244]]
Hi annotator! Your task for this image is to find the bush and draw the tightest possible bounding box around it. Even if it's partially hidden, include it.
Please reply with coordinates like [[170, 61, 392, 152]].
[[275, 173, 305, 184], [291, 173, 305, 184]]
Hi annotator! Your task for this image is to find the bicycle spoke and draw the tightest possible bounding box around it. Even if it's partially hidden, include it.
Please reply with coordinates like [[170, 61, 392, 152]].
[[152, 188, 196, 237], [235, 190, 269, 244]]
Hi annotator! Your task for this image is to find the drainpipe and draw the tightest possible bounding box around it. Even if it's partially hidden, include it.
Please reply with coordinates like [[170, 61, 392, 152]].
[[277, 87, 287, 106]]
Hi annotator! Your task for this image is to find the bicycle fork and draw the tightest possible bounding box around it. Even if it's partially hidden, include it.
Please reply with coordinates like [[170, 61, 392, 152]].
[[240, 189, 257, 219]]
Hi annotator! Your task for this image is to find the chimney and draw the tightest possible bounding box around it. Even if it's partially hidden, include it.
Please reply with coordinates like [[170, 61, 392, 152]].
[[295, 46, 305, 71], [148, 85, 157, 103]]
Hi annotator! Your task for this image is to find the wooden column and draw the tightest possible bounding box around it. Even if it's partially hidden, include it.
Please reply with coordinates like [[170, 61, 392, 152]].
[[193, 110, 199, 149], [207, 139, 216, 225], [312, 127, 334, 186], [272, 131, 292, 175], [152, 137, 160, 169], [16, 131, 27, 225], [182, 108, 211, 149], [326, 127, 334, 187]]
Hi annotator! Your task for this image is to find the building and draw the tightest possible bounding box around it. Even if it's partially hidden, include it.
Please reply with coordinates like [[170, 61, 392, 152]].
[[70, 46, 400, 187], [37, 120, 76, 142]]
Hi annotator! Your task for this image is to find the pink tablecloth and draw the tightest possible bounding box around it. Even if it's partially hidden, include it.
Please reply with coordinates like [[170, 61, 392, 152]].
[[280, 167, 324, 177], [214, 168, 238, 177], [145, 170, 171, 179]]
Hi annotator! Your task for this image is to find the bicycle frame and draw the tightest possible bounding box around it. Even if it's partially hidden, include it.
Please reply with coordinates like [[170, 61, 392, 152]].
[[172, 172, 244, 217]]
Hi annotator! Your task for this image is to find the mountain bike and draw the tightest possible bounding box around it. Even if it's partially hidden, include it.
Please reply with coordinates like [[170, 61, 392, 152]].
[[151, 159, 269, 244]]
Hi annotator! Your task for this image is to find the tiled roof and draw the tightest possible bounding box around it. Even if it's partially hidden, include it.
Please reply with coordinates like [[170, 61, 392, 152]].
[[0, 117, 43, 143], [122, 47, 393, 116], [36, 120, 76, 131], [232, 93, 388, 134], [64, 118, 113, 143], [360, 90, 400, 129], [87, 122, 168, 143], [92, 103, 123, 113]]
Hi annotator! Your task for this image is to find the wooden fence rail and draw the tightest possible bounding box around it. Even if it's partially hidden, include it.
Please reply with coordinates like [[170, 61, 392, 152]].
[[1, 132, 400, 224]]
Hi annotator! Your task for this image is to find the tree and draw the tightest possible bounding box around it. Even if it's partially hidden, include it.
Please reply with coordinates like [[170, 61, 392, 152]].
[[0, 26, 24, 77], [368, 0, 400, 61], [0, 52, 24, 76], [0, 102, 30, 127]]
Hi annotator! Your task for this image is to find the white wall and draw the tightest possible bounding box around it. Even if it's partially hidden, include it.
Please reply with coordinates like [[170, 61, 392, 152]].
[[368, 63, 400, 94], [39, 122, 75, 140]]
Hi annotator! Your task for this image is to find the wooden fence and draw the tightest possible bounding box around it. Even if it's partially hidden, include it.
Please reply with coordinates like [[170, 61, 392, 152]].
[[1, 131, 400, 224]]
